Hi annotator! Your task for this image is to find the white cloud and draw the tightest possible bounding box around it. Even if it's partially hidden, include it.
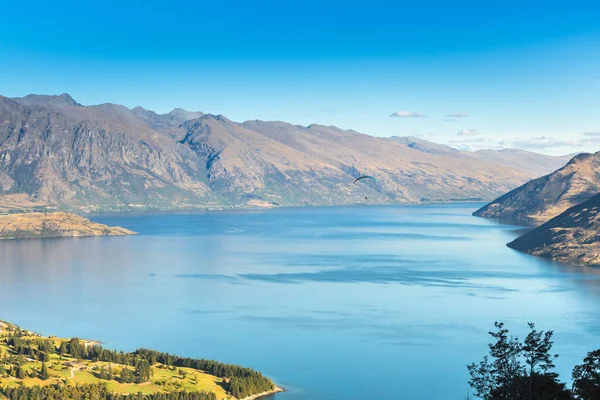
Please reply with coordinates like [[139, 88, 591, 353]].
[[447, 113, 470, 118], [457, 129, 478, 136], [390, 110, 426, 118]]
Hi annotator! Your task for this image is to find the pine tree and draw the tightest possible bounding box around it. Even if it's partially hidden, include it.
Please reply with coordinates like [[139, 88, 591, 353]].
[[38, 351, 50, 362], [135, 360, 151, 383], [40, 363, 49, 380], [16, 365, 27, 379], [99, 365, 107, 380], [59, 341, 68, 355], [121, 366, 134, 383]]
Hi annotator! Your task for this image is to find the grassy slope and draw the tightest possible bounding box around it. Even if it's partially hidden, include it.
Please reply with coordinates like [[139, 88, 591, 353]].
[[0, 330, 230, 399]]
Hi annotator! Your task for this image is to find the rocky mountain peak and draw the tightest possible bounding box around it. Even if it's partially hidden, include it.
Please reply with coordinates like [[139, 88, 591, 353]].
[[168, 108, 205, 123], [12, 93, 80, 107]]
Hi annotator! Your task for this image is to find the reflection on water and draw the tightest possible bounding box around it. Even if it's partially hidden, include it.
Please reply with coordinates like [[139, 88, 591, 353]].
[[1, 204, 600, 400]]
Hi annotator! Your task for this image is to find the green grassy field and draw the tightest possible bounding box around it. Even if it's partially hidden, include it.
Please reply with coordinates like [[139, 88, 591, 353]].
[[0, 330, 231, 399]]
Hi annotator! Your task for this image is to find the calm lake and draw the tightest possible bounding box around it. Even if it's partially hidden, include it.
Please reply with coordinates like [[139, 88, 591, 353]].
[[2, 204, 600, 399]]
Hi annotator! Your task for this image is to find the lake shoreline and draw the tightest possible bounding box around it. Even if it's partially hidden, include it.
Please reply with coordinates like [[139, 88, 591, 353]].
[[240, 385, 285, 400], [80, 200, 486, 218]]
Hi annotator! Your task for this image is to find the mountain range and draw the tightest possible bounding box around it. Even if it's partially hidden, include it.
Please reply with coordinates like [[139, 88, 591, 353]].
[[389, 136, 572, 177], [0, 93, 572, 212]]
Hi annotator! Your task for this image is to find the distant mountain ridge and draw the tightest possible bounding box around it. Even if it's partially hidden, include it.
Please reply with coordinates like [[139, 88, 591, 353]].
[[472, 149, 573, 178], [0, 93, 572, 212], [389, 136, 571, 176], [473, 152, 600, 222]]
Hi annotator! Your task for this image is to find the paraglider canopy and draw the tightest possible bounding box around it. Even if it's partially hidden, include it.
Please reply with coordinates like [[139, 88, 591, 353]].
[[353, 175, 375, 184]]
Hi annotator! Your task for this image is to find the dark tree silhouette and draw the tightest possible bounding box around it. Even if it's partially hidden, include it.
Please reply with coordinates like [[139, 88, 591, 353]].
[[572, 350, 600, 400], [468, 322, 569, 400], [523, 323, 558, 399]]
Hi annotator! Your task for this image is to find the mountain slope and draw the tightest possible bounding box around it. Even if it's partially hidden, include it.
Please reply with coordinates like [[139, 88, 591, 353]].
[[473, 152, 600, 222], [507, 193, 600, 266], [242, 120, 557, 203], [181, 115, 363, 206], [0, 95, 217, 211], [388, 136, 464, 156], [0, 93, 575, 211]]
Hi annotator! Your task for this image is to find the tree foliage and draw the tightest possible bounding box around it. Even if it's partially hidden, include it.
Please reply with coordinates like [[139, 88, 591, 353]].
[[40, 362, 50, 380], [468, 322, 569, 400], [0, 384, 218, 400], [572, 350, 600, 400]]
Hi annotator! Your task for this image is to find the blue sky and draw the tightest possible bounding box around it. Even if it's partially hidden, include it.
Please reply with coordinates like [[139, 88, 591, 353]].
[[1, 0, 599, 155]]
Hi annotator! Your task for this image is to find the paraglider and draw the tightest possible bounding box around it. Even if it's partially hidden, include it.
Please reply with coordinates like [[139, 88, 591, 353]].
[[352, 175, 375, 202], [353, 175, 375, 184]]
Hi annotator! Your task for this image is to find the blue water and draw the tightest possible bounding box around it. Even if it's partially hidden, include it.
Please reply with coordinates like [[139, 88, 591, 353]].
[[2, 204, 600, 399]]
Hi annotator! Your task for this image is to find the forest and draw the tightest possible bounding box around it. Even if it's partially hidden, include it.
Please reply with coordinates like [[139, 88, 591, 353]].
[[0, 384, 218, 400], [468, 322, 600, 399]]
